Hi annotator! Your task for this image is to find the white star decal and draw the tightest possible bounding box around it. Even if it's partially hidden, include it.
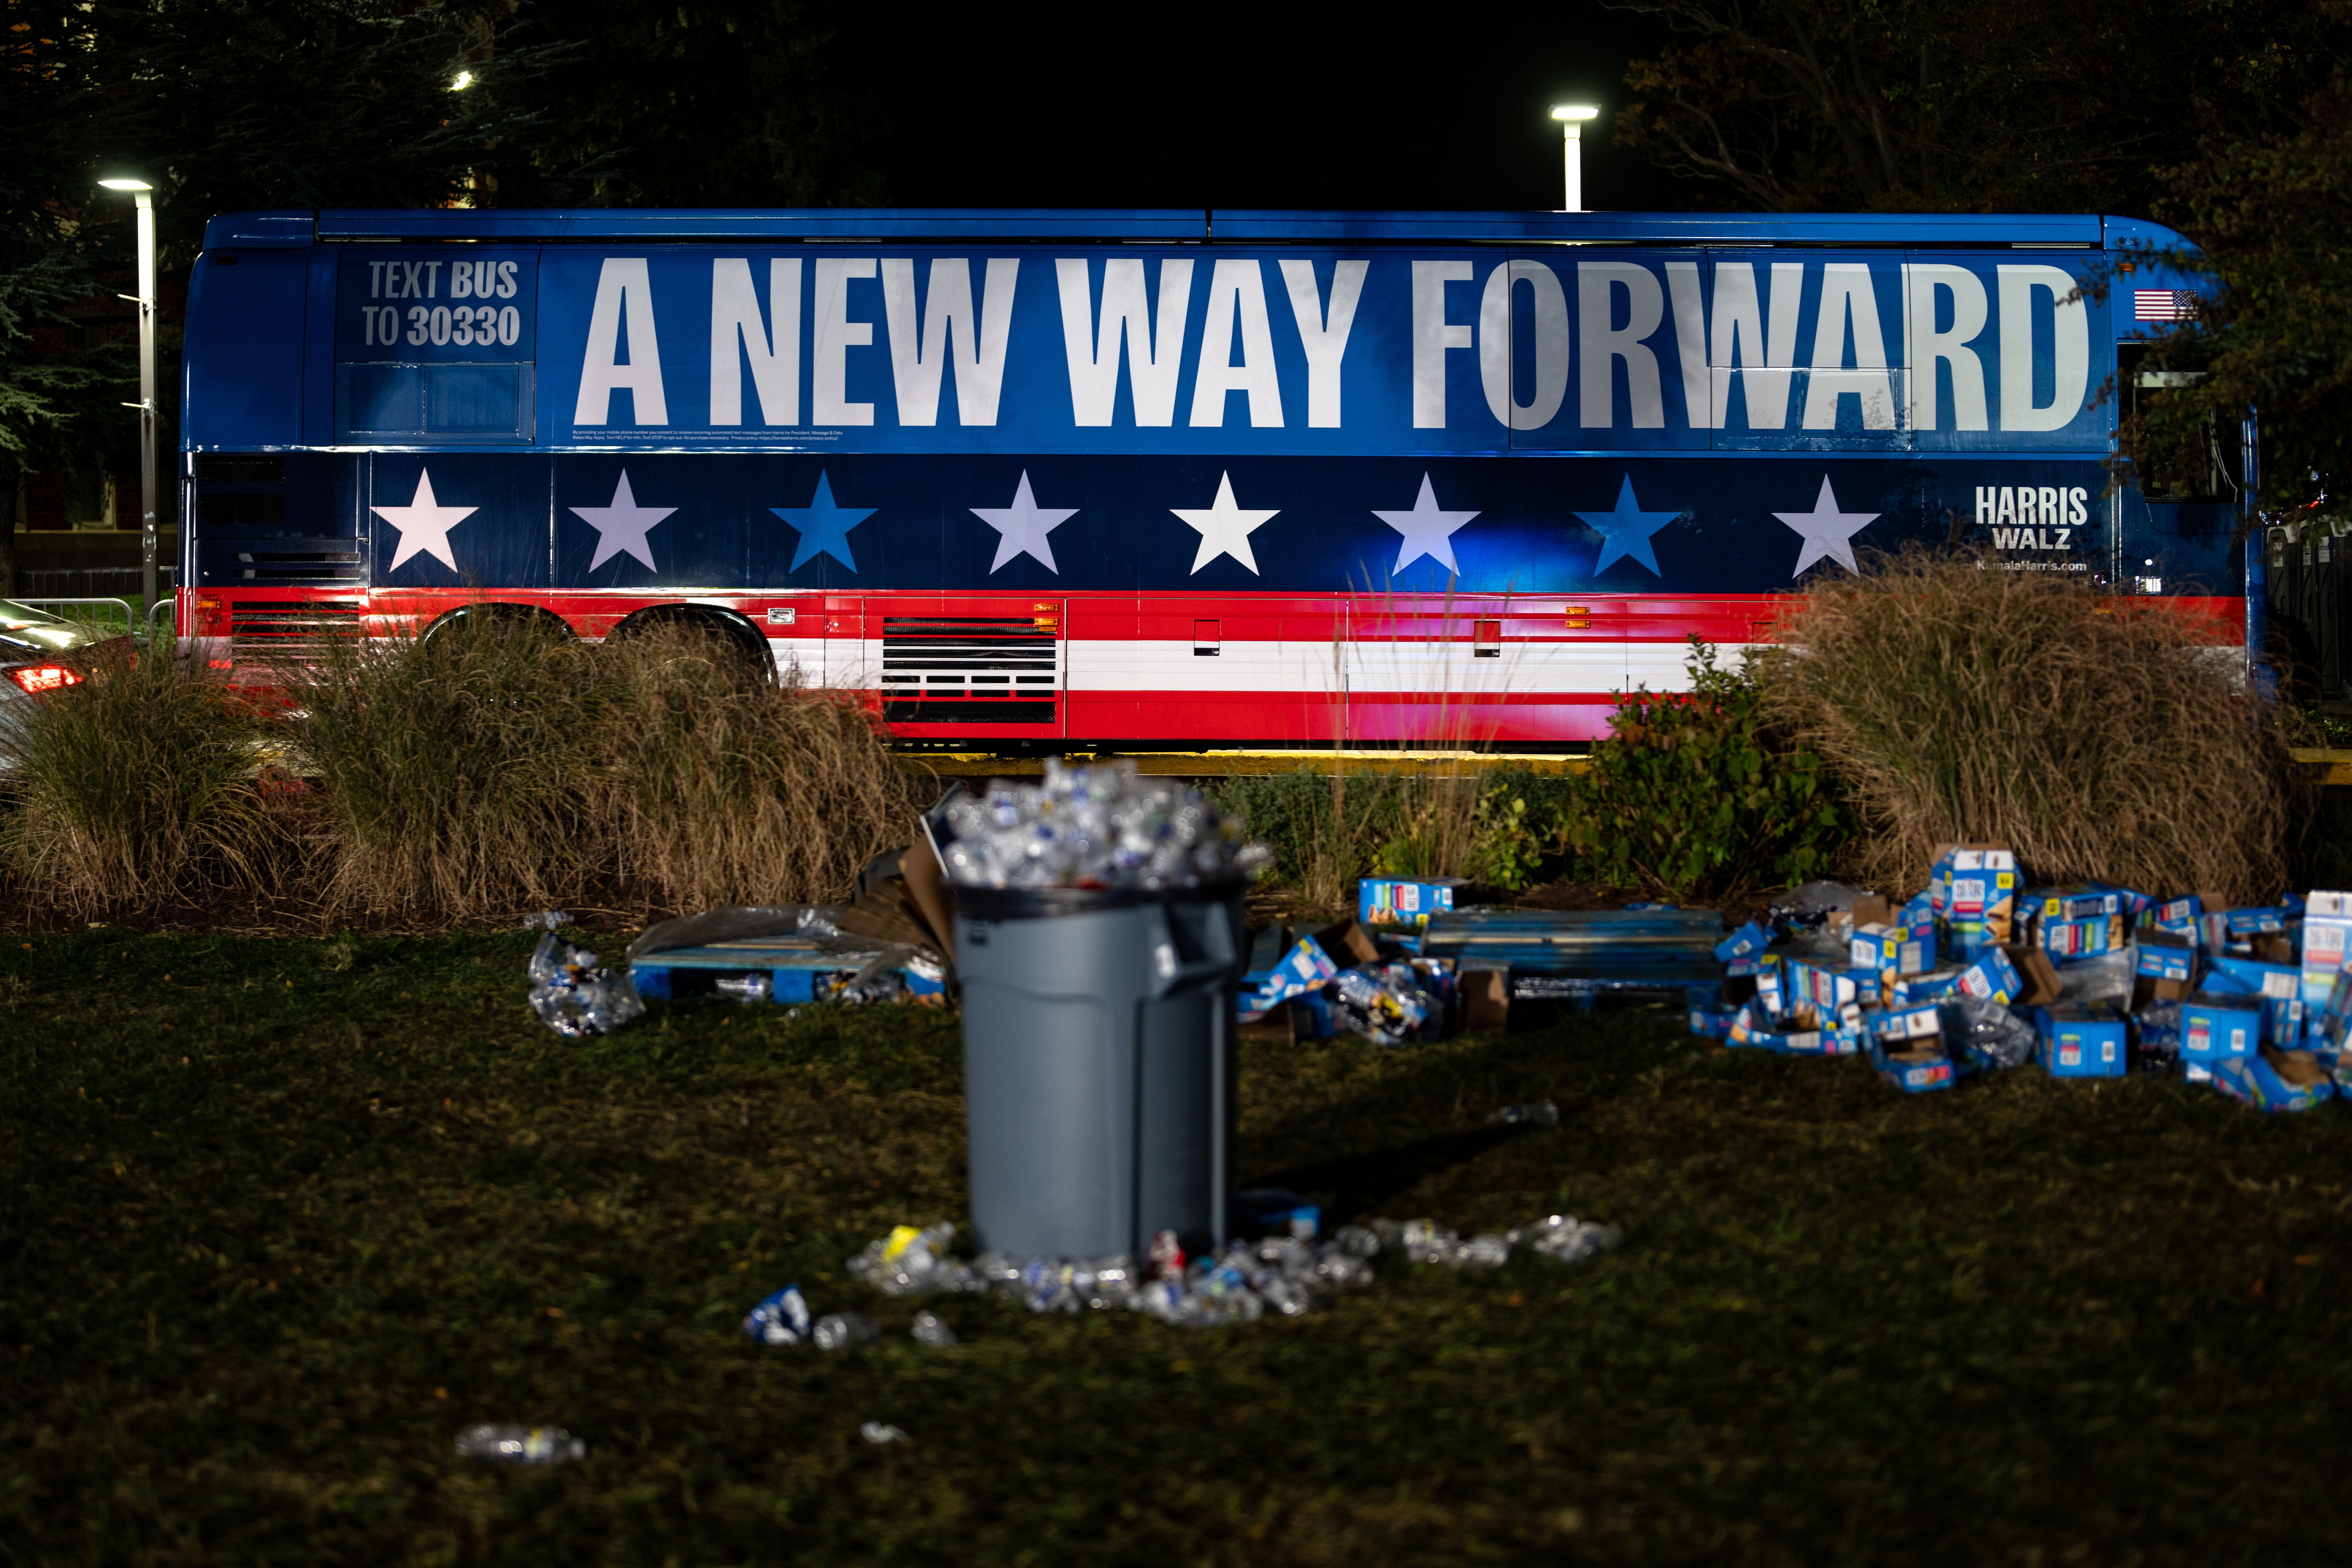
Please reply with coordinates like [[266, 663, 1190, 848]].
[[569, 469, 677, 573], [969, 470, 1079, 574], [1171, 471, 1279, 575], [372, 468, 477, 573], [1371, 473, 1480, 575], [1772, 475, 1881, 576]]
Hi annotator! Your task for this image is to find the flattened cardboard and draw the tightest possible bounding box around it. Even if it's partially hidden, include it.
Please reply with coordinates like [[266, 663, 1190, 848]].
[[1313, 919, 1383, 968], [1998, 944, 2064, 1008], [1462, 969, 1509, 1033]]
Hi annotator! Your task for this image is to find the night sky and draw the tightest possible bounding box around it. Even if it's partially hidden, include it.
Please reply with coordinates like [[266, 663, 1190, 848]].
[[832, 2, 1684, 212]]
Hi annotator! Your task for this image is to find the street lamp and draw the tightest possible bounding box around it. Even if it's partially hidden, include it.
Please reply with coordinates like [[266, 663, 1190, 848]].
[[1550, 105, 1600, 213], [98, 175, 159, 622]]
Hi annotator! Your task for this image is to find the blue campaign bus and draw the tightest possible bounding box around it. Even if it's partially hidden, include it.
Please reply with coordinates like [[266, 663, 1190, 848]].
[[176, 206, 2242, 748]]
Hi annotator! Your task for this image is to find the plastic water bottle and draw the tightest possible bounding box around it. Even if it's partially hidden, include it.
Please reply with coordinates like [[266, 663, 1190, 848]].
[[910, 1310, 958, 1347], [813, 1312, 878, 1351], [455, 1424, 585, 1464]]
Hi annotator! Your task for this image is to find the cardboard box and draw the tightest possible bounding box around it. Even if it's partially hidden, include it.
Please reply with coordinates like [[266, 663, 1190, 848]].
[[1714, 920, 1773, 962], [2136, 930, 2195, 985], [1359, 877, 1467, 929], [2151, 895, 2203, 944], [1853, 917, 1937, 977], [1785, 955, 1866, 1025], [1867, 1033, 1956, 1093], [2300, 890, 2352, 1008], [2036, 1003, 2128, 1078], [1953, 948, 2028, 1006], [2205, 955, 2299, 1000], [1726, 1000, 1820, 1054], [1311, 920, 1383, 968], [1997, 944, 2064, 1008], [1240, 935, 1343, 1021], [1892, 967, 1964, 1005], [1931, 844, 2018, 945], [2211, 1048, 2337, 1113], [2038, 914, 2121, 961], [1829, 894, 1891, 944], [2181, 993, 2263, 1064], [1462, 969, 1509, 1033], [2319, 967, 2352, 1053]]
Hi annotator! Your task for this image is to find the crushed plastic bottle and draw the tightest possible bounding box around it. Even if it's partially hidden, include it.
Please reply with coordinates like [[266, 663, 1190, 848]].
[[455, 1424, 586, 1464], [1485, 1100, 1561, 1126], [937, 759, 1273, 891], [742, 1284, 813, 1346], [860, 1421, 909, 1445], [1938, 995, 2038, 1070], [715, 973, 771, 1003], [523, 911, 570, 932], [846, 1223, 980, 1296], [1514, 1214, 1624, 1264], [525, 932, 644, 1038], [909, 1311, 958, 1347], [813, 1312, 879, 1352]]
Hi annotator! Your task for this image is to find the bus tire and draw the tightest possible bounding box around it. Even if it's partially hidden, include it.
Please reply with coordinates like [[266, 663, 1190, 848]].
[[419, 603, 576, 646], [605, 605, 773, 686]]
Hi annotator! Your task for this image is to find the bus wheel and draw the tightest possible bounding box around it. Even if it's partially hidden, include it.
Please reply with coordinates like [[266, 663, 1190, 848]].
[[419, 603, 576, 646], [604, 607, 773, 687]]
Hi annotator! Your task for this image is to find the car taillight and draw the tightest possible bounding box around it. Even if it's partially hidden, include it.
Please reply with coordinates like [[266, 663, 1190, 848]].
[[6, 664, 81, 695], [194, 594, 227, 636]]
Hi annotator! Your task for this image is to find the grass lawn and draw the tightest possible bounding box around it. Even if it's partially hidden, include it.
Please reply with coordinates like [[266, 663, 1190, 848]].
[[7, 927, 2352, 1565]]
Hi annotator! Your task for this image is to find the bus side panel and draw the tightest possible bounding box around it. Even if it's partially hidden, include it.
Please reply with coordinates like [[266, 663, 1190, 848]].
[[184, 249, 309, 450]]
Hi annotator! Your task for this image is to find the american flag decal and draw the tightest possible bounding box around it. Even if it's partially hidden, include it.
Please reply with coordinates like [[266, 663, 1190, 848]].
[[2134, 290, 2200, 321]]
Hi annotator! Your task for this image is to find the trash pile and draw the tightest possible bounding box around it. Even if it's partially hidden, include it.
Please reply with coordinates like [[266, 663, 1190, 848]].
[[936, 760, 1271, 891], [749, 1213, 1622, 1340], [523, 914, 645, 1038], [1690, 846, 2352, 1113], [1240, 913, 1482, 1046]]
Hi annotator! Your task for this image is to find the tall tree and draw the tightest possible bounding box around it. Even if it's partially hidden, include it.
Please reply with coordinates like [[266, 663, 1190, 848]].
[[494, 0, 877, 208], [1610, 0, 2336, 214], [0, 0, 878, 593], [2122, 67, 2352, 510]]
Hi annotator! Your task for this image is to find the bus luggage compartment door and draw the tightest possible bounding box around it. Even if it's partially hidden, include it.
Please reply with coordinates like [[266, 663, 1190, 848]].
[[874, 597, 1065, 739], [1346, 595, 1624, 746]]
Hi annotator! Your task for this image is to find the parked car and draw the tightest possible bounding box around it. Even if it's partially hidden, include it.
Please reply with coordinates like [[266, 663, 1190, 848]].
[[0, 598, 125, 765]]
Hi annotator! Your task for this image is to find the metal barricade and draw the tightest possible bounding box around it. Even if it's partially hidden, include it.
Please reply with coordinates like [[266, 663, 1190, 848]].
[[16, 597, 138, 639]]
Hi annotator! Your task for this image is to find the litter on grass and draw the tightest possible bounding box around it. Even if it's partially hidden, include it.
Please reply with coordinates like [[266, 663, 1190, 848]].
[[779, 1212, 1622, 1335], [1485, 1100, 1561, 1127], [524, 927, 644, 1038], [860, 1422, 909, 1446], [455, 1425, 586, 1465], [1697, 851, 2352, 1114]]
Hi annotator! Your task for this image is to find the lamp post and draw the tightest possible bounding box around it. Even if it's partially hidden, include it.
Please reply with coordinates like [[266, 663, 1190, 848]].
[[1550, 105, 1600, 213], [97, 176, 158, 624]]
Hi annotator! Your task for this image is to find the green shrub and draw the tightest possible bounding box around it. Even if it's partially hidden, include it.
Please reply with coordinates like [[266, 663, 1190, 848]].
[[1552, 639, 1848, 897]]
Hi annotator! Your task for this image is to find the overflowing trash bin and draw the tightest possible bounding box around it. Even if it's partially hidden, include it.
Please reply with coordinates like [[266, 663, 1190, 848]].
[[940, 762, 1264, 1259]]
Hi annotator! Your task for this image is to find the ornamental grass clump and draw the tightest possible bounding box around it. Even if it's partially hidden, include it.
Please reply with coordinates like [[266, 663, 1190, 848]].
[[286, 616, 921, 919], [287, 615, 603, 919], [599, 624, 925, 911], [0, 639, 281, 915], [1754, 548, 2304, 902]]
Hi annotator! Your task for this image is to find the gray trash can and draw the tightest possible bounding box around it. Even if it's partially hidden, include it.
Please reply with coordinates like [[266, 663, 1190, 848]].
[[954, 882, 1246, 1261]]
